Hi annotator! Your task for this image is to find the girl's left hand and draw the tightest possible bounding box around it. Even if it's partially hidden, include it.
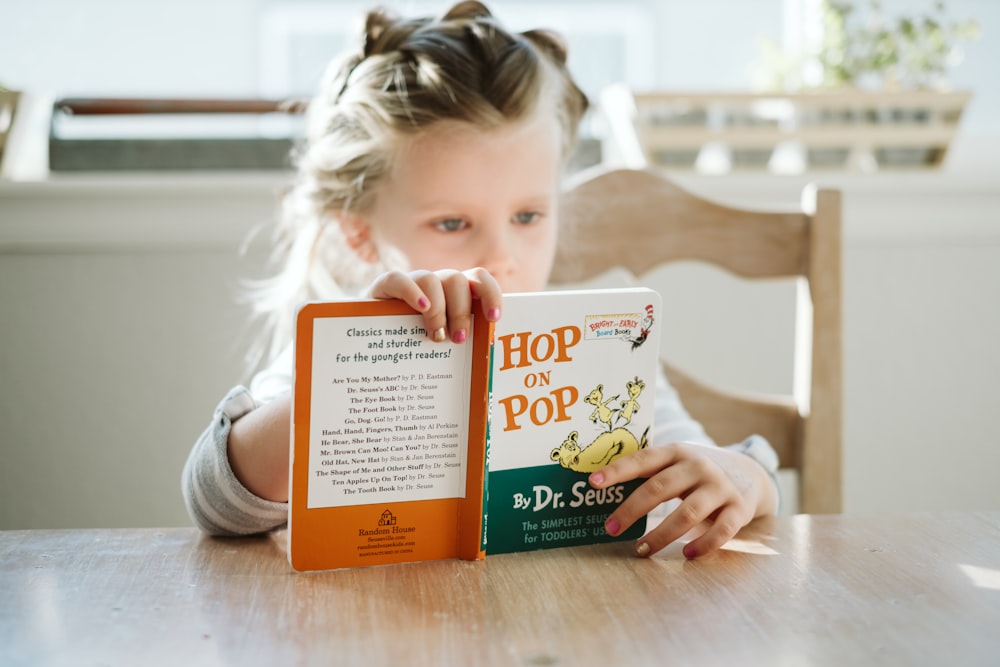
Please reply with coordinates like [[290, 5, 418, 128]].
[[366, 267, 503, 343], [589, 442, 778, 559]]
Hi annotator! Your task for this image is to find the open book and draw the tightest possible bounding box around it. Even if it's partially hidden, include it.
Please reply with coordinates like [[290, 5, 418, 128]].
[[289, 288, 661, 571]]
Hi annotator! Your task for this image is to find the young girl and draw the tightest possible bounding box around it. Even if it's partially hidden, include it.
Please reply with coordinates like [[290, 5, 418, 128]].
[[182, 1, 778, 560]]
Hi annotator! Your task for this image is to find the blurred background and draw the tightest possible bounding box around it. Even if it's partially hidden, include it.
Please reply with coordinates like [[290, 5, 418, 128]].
[[1, 0, 998, 529]]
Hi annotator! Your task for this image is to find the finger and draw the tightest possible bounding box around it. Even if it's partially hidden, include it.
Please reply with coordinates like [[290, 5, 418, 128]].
[[601, 458, 700, 540], [411, 271, 452, 342], [464, 267, 503, 322], [635, 487, 725, 558], [589, 443, 687, 489], [680, 505, 750, 559], [439, 271, 474, 343], [367, 270, 432, 313]]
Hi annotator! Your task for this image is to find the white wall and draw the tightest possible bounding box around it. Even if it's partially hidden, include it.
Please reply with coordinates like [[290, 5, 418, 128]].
[[670, 159, 1000, 515], [0, 178, 278, 529]]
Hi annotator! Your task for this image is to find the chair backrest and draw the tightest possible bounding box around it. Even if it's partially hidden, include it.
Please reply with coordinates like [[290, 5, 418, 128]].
[[552, 167, 842, 513]]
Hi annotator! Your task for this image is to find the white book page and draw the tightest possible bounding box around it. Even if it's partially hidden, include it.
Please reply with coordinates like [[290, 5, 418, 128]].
[[306, 314, 473, 508]]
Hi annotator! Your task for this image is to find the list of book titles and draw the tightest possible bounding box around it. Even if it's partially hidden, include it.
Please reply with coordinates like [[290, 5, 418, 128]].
[[306, 314, 473, 509]]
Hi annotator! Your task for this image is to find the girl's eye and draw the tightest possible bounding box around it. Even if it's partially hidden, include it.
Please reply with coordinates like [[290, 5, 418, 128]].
[[513, 211, 541, 225], [434, 218, 468, 232]]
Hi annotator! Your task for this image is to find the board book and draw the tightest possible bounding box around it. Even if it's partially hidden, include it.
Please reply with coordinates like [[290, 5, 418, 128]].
[[289, 288, 662, 571]]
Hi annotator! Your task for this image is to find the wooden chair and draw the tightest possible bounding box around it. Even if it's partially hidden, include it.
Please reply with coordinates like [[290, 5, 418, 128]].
[[552, 167, 842, 513]]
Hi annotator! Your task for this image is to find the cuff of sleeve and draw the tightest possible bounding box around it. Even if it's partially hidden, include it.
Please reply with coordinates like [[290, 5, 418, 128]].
[[213, 386, 290, 516], [724, 434, 781, 514], [183, 386, 289, 535], [219, 384, 258, 422]]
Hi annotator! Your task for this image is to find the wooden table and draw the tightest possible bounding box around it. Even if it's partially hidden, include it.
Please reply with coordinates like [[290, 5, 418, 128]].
[[2, 512, 999, 666]]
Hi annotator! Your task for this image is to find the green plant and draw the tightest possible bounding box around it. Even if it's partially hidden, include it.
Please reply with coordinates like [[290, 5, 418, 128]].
[[818, 0, 980, 89]]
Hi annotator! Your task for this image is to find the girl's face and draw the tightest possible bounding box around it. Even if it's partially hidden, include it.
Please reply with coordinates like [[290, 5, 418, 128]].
[[352, 113, 563, 293]]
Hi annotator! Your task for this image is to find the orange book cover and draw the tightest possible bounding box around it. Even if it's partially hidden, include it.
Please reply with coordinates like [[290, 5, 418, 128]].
[[289, 299, 492, 572]]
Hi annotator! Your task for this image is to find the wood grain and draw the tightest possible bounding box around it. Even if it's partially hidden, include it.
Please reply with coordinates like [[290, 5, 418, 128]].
[[3, 514, 999, 666]]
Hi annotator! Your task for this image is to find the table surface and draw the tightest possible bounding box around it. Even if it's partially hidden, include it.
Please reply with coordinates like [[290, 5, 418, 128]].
[[2, 511, 999, 667]]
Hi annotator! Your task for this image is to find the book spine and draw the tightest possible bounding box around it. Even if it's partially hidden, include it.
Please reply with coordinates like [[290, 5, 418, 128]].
[[480, 333, 496, 552]]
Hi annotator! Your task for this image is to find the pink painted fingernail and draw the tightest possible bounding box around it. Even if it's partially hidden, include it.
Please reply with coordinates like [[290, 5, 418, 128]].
[[417, 297, 429, 310], [589, 471, 604, 486], [605, 517, 620, 536], [683, 544, 698, 559], [453, 329, 467, 343], [487, 308, 501, 321]]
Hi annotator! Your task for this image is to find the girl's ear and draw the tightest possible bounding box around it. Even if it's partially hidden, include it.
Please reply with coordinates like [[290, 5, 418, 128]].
[[338, 214, 379, 264]]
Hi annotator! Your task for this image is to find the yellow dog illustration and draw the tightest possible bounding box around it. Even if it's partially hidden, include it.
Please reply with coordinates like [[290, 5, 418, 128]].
[[549, 427, 650, 473]]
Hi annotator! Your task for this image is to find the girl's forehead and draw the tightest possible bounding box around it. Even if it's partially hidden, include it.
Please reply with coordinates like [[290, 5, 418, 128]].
[[393, 118, 561, 175], [394, 121, 483, 162], [370, 115, 562, 216]]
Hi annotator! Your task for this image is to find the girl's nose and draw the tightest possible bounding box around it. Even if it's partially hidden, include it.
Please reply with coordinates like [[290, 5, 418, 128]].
[[480, 228, 517, 284]]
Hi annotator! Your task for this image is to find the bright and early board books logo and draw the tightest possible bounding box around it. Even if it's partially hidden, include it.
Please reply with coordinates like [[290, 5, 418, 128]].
[[584, 303, 655, 350]]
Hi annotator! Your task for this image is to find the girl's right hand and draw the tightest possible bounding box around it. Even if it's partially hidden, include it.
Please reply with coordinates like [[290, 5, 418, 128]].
[[366, 268, 503, 343]]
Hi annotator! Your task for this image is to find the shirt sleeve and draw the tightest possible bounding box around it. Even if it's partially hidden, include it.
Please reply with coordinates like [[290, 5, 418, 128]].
[[651, 367, 715, 447], [249, 345, 294, 405], [181, 386, 289, 536]]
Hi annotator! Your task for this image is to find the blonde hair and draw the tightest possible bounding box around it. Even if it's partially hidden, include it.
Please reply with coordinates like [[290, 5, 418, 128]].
[[250, 1, 589, 363]]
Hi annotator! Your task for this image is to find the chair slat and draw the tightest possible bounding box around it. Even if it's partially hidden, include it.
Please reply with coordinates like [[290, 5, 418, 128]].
[[554, 168, 809, 282], [662, 362, 802, 470]]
